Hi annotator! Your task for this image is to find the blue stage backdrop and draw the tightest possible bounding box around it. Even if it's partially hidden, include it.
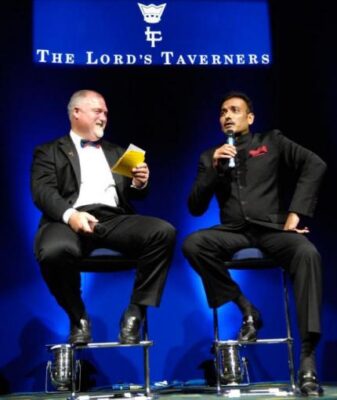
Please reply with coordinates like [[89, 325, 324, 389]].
[[33, 0, 271, 66], [1, 0, 337, 395]]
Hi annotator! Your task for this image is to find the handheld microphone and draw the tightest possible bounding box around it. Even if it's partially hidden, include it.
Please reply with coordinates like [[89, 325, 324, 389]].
[[226, 130, 235, 168]]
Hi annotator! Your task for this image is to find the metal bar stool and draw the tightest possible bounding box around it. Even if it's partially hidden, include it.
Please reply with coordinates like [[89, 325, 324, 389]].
[[213, 248, 296, 396], [46, 248, 153, 400]]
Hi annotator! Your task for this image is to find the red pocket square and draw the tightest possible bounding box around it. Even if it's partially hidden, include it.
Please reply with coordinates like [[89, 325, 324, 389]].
[[249, 145, 268, 157]]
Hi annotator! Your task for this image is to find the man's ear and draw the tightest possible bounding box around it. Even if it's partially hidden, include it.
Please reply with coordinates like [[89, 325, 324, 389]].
[[248, 112, 255, 126], [73, 107, 80, 120]]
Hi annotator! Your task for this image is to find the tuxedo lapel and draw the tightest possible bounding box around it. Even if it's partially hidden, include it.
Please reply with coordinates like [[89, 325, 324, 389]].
[[56, 137, 125, 194], [58, 136, 81, 187], [101, 141, 124, 186]]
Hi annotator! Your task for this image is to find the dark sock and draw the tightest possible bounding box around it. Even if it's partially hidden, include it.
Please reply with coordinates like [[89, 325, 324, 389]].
[[127, 303, 146, 319], [234, 294, 257, 316], [300, 333, 319, 373]]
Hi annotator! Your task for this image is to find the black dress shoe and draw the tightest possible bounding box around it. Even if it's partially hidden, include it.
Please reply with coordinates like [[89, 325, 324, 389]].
[[119, 310, 143, 344], [298, 370, 324, 396], [237, 310, 263, 342], [68, 318, 92, 345]]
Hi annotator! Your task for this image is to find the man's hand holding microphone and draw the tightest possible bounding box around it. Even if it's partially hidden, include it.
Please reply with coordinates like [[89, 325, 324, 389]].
[[213, 131, 237, 169]]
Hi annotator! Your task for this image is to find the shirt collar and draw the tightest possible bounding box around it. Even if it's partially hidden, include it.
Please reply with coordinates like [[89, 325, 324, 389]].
[[69, 130, 83, 149]]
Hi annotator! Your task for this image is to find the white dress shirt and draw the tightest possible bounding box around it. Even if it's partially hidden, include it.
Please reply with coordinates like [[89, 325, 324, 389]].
[[63, 131, 119, 223]]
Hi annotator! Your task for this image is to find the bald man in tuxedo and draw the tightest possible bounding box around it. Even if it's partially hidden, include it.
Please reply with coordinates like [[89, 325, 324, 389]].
[[31, 89, 176, 345]]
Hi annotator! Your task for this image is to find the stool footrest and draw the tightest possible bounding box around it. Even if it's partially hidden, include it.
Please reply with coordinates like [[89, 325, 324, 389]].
[[73, 393, 153, 400], [219, 386, 295, 397], [215, 338, 293, 346], [46, 341, 153, 350], [79, 340, 153, 349]]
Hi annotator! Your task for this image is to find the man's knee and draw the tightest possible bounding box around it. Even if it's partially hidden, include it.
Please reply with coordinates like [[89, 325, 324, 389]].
[[295, 242, 321, 263], [154, 219, 176, 244], [182, 231, 205, 258], [35, 238, 82, 266], [288, 241, 322, 278], [34, 223, 82, 266]]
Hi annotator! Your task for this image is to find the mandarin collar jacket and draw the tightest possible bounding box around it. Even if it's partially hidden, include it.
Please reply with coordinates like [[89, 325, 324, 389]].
[[188, 130, 327, 230]]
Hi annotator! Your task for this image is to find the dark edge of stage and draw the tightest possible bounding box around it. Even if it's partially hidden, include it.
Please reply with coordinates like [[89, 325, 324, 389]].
[[2, 383, 337, 400]]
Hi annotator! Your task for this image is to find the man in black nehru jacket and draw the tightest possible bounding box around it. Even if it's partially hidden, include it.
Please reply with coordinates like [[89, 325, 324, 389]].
[[183, 91, 326, 395]]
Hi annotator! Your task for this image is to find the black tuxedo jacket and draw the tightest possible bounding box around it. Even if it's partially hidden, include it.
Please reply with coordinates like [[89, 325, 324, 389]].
[[188, 130, 327, 230], [31, 135, 148, 226]]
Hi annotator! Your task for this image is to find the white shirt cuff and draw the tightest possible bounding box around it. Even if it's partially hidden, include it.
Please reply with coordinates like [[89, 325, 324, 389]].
[[63, 208, 77, 224]]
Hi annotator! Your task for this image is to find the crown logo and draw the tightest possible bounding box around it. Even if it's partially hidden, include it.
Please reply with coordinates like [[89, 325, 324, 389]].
[[138, 3, 167, 24]]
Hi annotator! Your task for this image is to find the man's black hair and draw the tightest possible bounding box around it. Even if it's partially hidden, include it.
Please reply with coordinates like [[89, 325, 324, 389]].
[[220, 91, 254, 113]]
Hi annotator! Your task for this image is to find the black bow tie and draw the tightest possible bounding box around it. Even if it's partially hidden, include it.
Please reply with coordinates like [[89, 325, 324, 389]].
[[80, 138, 102, 148]]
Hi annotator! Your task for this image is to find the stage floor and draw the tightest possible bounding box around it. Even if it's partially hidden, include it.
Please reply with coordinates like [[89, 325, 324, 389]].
[[2, 383, 337, 400]]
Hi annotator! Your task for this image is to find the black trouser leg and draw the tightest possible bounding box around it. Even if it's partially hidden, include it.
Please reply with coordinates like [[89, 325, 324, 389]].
[[34, 222, 86, 323], [182, 227, 251, 307], [96, 214, 176, 306], [258, 230, 322, 339]]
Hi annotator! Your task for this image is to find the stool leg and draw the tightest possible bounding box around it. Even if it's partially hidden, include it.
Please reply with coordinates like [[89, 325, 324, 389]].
[[282, 269, 296, 392], [142, 311, 151, 397], [213, 308, 222, 395], [69, 346, 77, 400]]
